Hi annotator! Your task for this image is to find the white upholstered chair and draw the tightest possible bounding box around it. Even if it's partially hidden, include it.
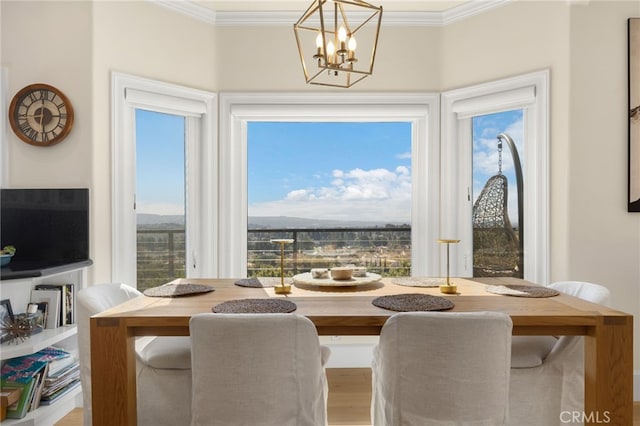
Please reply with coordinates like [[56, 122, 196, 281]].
[[77, 283, 192, 426], [189, 313, 330, 426], [508, 281, 611, 426], [371, 311, 513, 426]]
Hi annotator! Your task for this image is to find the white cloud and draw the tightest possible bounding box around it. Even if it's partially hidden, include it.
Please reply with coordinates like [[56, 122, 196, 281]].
[[249, 166, 412, 222], [396, 152, 411, 160]]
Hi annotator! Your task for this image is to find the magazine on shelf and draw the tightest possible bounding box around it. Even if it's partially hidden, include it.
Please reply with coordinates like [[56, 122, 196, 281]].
[[0, 347, 75, 415]]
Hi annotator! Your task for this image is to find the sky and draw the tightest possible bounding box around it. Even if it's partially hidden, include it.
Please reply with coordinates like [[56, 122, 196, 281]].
[[247, 121, 412, 223], [134, 109, 523, 225], [136, 109, 185, 215]]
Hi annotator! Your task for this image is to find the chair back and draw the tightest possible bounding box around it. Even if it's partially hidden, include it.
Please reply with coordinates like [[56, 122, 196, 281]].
[[77, 283, 142, 426], [189, 313, 328, 426], [372, 311, 512, 426], [548, 281, 610, 306]]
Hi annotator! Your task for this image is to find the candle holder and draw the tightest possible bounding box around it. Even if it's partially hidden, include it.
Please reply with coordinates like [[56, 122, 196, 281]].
[[438, 239, 460, 294], [271, 239, 294, 294]]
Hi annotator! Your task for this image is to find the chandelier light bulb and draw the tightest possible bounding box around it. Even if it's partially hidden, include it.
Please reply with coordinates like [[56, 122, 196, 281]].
[[338, 26, 347, 42], [348, 36, 357, 51], [327, 40, 335, 59], [316, 32, 323, 48]]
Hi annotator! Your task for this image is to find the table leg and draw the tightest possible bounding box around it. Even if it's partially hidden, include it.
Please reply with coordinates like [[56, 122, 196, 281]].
[[90, 317, 138, 426], [584, 315, 633, 425]]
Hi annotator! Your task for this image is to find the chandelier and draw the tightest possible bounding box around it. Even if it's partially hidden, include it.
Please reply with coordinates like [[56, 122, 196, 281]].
[[294, 0, 383, 88]]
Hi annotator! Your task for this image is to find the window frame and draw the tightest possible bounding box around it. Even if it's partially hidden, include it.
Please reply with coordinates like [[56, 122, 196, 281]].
[[219, 92, 441, 278], [441, 70, 550, 284], [111, 72, 217, 286]]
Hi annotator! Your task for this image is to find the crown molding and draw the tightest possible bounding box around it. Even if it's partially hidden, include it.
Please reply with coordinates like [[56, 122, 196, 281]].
[[153, 0, 217, 25], [151, 0, 511, 27]]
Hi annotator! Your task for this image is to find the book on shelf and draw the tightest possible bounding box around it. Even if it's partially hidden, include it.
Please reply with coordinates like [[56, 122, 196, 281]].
[[0, 387, 22, 421], [34, 284, 74, 326], [0, 347, 76, 416], [30, 290, 61, 329], [1, 378, 35, 419]]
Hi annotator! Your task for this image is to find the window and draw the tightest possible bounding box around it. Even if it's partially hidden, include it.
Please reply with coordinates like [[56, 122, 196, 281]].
[[441, 70, 549, 284], [220, 93, 440, 278], [472, 109, 524, 278], [246, 121, 413, 278], [112, 72, 217, 286], [135, 109, 186, 290]]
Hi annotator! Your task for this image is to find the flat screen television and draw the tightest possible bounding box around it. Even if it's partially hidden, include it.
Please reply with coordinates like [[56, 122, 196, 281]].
[[1, 188, 89, 270]]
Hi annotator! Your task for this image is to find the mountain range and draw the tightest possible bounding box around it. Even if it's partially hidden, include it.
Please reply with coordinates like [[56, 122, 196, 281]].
[[136, 213, 407, 229]]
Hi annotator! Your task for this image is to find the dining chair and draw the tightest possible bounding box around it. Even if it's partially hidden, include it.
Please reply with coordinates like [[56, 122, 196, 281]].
[[371, 311, 513, 426], [77, 283, 192, 426], [507, 281, 611, 426], [189, 313, 330, 426]]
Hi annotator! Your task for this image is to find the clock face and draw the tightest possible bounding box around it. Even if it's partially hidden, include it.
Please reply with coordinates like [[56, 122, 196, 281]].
[[8, 83, 74, 147]]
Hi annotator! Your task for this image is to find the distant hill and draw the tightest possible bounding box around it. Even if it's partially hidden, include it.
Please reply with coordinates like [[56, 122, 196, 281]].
[[137, 213, 406, 229], [137, 214, 185, 227], [248, 216, 407, 229]]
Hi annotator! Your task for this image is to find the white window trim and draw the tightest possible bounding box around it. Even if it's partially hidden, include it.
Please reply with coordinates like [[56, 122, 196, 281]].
[[111, 72, 218, 285], [219, 92, 441, 278], [441, 70, 550, 284]]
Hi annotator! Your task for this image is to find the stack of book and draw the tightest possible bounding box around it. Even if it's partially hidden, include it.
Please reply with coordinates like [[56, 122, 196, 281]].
[[29, 283, 74, 329], [0, 347, 80, 419]]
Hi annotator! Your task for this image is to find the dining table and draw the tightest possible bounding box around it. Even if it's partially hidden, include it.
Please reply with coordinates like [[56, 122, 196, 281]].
[[89, 276, 633, 425]]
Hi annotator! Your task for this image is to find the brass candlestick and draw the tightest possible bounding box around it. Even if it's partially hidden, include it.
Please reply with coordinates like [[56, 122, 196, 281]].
[[271, 239, 294, 294], [438, 239, 460, 294]]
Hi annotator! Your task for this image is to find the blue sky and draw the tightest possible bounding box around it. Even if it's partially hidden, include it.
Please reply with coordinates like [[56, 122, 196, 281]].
[[136, 109, 185, 215], [248, 121, 412, 223], [134, 109, 523, 224]]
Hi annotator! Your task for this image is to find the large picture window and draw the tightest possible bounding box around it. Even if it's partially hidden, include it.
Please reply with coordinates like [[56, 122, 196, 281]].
[[219, 93, 440, 278]]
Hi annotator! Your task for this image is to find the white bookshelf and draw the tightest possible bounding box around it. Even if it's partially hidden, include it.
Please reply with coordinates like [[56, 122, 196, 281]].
[[1, 264, 88, 425]]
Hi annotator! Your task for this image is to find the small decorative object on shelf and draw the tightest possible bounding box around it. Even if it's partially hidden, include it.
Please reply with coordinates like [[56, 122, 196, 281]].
[[438, 239, 460, 294], [270, 239, 294, 294], [1, 315, 32, 345], [0, 245, 16, 267]]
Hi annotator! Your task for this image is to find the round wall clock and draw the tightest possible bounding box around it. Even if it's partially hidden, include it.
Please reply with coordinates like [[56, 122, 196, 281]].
[[8, 83, 74, 147]]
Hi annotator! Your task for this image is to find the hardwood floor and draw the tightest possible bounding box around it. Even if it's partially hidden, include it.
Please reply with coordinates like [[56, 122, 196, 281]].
[[55, 368, 640, 425], [55, 368, 372, 426]]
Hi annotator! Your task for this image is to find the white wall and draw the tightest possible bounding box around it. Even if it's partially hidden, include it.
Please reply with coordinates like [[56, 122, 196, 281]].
[[2, 0, 640, 368]]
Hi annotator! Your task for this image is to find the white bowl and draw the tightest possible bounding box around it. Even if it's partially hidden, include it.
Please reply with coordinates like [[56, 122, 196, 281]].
[[330, 267, 353, 280]]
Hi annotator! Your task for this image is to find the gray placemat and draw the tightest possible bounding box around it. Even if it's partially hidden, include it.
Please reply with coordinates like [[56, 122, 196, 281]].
[[234, 277, 291, 288], [485, 284, 560, 298], [391, 277, 443, 288], [143, 283, 215, 298], [212, 298, 297, 313], [372, 293, 455, 312]]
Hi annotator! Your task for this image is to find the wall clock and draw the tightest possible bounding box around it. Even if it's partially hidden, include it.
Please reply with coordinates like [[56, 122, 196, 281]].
[[8, 83, 74, 147]]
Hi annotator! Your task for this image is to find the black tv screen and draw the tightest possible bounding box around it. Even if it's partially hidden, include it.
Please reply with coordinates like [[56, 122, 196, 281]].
[[1, 188, 89, 268]]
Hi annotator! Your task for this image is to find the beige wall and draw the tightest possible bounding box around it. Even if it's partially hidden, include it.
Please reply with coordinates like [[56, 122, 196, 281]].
[[2, 0, 640, 367], [1, 1, 93, 188], [214, 25, 442, 91]]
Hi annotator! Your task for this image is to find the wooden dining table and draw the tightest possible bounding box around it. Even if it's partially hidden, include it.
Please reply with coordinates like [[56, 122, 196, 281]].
[[90, 277, 633, 425]]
